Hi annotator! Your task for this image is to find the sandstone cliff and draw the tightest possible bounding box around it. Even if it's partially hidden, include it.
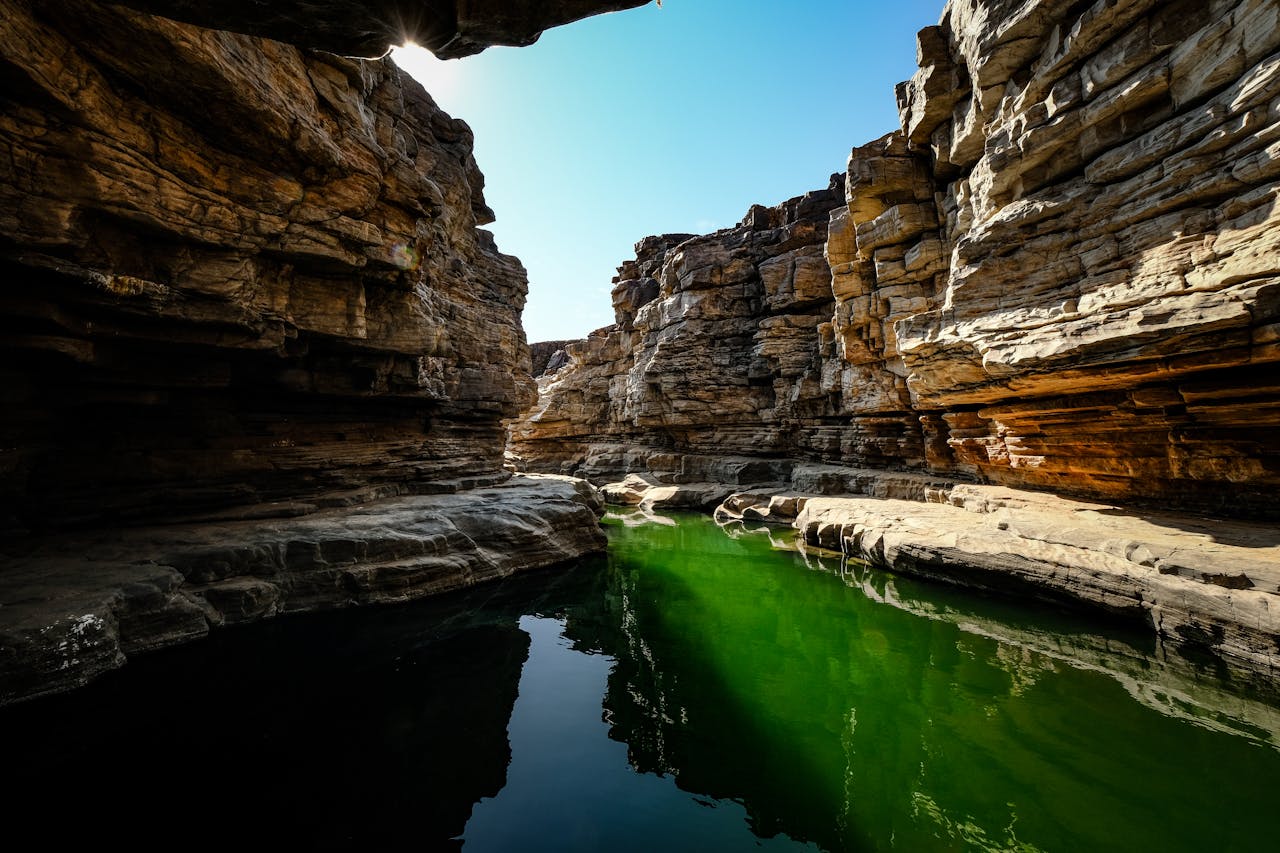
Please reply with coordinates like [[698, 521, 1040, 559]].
[[513, 0, 1280, 521], [509, 0, 1280, 674], [0, 0, 537, 532], [0, 0, 637, 702]]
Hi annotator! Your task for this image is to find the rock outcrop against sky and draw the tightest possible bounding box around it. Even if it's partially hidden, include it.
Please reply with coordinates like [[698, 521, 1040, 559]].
[[514, 0, 1280, 520], [0, 0, 637, 702], [96, 0, 649, 58], [0, 0, 538, 530]]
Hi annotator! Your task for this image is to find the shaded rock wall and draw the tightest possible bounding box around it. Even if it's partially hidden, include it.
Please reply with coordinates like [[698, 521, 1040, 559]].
[[105, 0, 651, 58], [529, 339, 579, 376], [0, 0, 536, 531], [513, 0, 1280, 519], [511, 179, 918, 474]]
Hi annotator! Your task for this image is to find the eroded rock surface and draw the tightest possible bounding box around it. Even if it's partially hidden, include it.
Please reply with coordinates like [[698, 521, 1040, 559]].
[[600, 468, 1280, 677], [512, 0, 1280, 519], [104, 0, 650, 58], [0, 0, 624, 702], [0, 474, 605, 704], [889, 0, 1280, 513], [530, 339, 580, 377], [1, 0, 538, 532]]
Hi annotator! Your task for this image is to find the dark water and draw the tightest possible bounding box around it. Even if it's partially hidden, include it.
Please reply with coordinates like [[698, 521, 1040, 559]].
[[4, 511, 1279, 851]]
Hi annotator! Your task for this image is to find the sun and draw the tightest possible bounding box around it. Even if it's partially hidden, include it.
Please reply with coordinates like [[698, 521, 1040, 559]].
[[390, 43, 467, 112]]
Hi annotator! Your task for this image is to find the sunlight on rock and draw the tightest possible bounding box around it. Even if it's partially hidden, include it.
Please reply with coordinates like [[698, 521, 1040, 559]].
[[391, 43, 469, 113]]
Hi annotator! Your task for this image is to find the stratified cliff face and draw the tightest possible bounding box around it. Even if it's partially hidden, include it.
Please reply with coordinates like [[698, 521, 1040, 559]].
[[0, 0, 640, 701], [513, 0, 1280, 519], [1, 0, 534, 531], [890, 0, 1280, 513], [511, 178, 918, 478]]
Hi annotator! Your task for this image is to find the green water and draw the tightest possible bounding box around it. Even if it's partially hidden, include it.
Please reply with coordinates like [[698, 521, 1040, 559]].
[[3, 510, 1277, 850]]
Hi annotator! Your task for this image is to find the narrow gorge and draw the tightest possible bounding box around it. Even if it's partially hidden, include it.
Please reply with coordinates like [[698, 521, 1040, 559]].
[[512, 0, 1280, 681], [5, 0, 1280, 847], [2, 0, 1277, 740], [0, 0, 639, 702]]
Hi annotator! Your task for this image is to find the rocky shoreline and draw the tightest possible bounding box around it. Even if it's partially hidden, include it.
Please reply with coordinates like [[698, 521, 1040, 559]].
[[593, 455, 1280, 685], [0, 474, 605, 705], [508, 0, 1280, 687]]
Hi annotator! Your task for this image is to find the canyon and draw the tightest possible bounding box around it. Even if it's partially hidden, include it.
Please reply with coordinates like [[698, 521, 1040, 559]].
[[3, 0, 1279, 704], [511, 0, 1280, 680], [0, 0, 634, 703]]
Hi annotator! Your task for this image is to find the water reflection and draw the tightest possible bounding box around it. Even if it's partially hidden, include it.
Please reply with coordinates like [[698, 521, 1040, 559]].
[[777, 525, 1280, 752], [3, 513, 1278, 852], [462, 615, 815, 851], [597, 513, 1280, 852]]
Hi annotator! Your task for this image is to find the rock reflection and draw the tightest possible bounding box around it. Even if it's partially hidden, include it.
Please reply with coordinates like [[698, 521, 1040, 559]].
[[598, 513, 1280, 852], [785, 534, 1280, 751]]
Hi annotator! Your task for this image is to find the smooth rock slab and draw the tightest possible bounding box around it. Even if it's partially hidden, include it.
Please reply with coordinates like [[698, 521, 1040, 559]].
[[0, 474, 605, 704], [784, 486, 1280, 681], [601, 466, 1280, 681]]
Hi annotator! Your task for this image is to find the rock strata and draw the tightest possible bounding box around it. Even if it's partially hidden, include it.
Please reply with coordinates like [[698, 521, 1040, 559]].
[[0, 0, 632, 702], [0, 474, 605, 704], [512, 0, 1280, 520], [1, 0, 536, 532], [511, 0, 1280, 676], [786, 491, 1280, 682]]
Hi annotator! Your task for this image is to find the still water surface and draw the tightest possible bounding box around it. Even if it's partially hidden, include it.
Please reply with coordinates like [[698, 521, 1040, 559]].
[[5, 511, 1278, 850]]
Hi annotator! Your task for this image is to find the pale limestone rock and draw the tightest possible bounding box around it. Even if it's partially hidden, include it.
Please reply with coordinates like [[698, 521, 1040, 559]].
[[789, 485, 1280, 677], [0, 474, 605, 704], [510, 0, 1280, 678]]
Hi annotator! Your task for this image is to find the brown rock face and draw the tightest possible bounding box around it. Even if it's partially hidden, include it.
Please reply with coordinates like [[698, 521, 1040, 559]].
[[511, 180, 893, 476], [513, 0, 1280, 520], [0, 0, 537, 531], [104, 0, 650, 58]]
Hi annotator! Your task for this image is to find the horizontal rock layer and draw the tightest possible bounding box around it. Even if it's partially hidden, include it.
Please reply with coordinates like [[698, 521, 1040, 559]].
[[512, 0, 1280, 520], [1, 0, 538, 532], [0, 474, 606, 704]]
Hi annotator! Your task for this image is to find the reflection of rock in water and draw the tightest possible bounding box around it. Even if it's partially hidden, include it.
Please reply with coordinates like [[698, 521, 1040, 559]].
[[598, 516, 1280, 852], [788, 538, 1280, 752], [0, 578, 559, 847], [595, 540, 856, 850]]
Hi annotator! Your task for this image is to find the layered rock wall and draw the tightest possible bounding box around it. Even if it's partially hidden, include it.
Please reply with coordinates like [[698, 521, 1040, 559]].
[[890, 0, 1280, 513], [1, 0, 536, 531], [513, 0, 1280, 519], [1, 0, 639, 699]]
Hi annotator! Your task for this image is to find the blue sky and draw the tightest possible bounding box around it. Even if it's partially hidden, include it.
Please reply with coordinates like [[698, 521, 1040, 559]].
[[393, 0, 944, 343]]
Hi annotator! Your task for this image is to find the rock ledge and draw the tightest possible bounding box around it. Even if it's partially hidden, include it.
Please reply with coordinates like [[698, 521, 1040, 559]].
[[604, 467, 1280, 681], [0, 474, 605, 705]]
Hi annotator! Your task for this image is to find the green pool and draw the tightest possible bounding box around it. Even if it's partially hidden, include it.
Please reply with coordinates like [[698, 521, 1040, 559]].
[[4, 510, 1277, 851]]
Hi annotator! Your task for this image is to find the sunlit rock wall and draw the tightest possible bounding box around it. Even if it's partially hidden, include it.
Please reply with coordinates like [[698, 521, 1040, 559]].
[[513, 0, 1280, 518], [890, 0, 1280, 511], [0, 0, 535, 531], [509, 179, 922, 478]]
